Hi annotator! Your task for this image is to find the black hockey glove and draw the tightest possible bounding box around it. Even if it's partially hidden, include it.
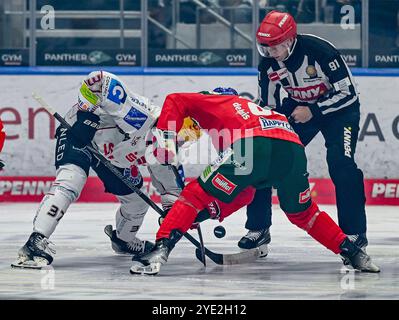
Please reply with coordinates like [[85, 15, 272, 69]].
[[69, 110, 100, 148]]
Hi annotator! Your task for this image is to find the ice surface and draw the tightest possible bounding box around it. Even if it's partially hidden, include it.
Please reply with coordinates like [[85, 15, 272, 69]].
[[0, 203, 398, 300]]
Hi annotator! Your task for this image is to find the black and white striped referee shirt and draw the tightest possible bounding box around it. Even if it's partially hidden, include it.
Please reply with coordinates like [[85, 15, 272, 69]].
[[258, 34, 359, 118]]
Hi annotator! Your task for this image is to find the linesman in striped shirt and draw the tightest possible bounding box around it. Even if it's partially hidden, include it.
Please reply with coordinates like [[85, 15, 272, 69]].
[[239, 11, 369, 261]]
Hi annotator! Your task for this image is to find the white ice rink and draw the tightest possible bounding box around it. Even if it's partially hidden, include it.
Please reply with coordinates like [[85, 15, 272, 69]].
[[0, 203, 398, 300]]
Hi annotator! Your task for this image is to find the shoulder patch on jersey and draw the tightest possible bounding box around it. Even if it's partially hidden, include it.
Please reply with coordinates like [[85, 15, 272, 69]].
[[123, 107, 148, 130], [107, 79, 127, 105], [259, 117, 295, 133]]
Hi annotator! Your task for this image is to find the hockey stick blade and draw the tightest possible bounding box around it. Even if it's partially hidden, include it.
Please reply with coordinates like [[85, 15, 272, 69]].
[[196, 247, 260, 265]]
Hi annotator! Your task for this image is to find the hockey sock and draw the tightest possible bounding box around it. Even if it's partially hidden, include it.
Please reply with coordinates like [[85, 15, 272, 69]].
[[115, 191, 149, 242], [285, 201, 347, 254], [156, 179, 216, 240]]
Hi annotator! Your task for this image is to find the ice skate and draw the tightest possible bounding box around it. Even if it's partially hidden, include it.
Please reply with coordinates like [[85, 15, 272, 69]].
[[339, 238, 380, 273], [238, 228, 271, 258], [104, 225, 154, 256], [342, 233, 368, 266], [11, 232, 55, 269], [130, 229, 183, 275]]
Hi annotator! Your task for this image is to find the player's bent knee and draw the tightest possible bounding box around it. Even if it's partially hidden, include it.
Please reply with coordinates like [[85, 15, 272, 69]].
[[53, 164, 87, 202], [180, 180, 217, 212], [285, 201, 346, 253]]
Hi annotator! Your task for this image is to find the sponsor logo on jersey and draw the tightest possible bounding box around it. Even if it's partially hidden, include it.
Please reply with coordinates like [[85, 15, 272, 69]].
[[305, 65, 318, 78], [201, 165, 213, 182], [344, 127, 352, 158], [123, 107, 148, 130], [123, 165, 142, 186], [207, 201, 221, 219], [299, 187, 311, 204], [211, 173, 237, 195], [232, 102, 250, 120], [259, 117, 294, 133], [131, 96, 146, 108], [268, 68, 288, 82], [200, 148, 234, 182], [285, 83, 328, 101], [107, 79, 127, 104]]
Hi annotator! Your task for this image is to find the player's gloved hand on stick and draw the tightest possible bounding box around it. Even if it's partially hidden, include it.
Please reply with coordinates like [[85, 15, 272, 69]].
[[69, 110, 100, 148]]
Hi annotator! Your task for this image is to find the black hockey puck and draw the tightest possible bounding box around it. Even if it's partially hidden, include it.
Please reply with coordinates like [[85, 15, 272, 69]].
[[214, 225, 226, 238]]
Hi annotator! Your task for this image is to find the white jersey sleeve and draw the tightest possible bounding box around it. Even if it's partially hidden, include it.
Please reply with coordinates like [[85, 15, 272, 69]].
[[66, 71, 161, 168]]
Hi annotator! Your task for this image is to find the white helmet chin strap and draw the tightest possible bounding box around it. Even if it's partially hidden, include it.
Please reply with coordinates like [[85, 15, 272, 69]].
[[282, 37, 297, 61]]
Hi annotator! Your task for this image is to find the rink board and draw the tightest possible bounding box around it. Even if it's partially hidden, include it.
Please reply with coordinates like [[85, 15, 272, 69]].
[[0, 68, 398, 205], [1, 176, 399, 205]]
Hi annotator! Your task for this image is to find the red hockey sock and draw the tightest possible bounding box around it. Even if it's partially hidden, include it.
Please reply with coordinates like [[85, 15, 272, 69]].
[[217, 186, 256, 222], [285, 201, 347, 254], [156, 180, 216, 240]]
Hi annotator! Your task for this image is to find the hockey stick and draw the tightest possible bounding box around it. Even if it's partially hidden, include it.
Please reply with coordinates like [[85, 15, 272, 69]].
[[33, 93, 259, 265], [170, 165, 206, 266]]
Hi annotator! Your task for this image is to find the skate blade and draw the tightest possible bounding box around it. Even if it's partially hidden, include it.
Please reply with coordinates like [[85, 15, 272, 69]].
[[104, 225, 113, 239], [130, 261, 161, 275], [240, 244, 269, 258], [11, 257, 49, 270], [360, 262, 380, 273], [341, 261, 380, 273]]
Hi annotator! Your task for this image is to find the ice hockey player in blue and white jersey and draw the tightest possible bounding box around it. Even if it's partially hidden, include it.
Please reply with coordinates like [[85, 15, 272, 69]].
[[12, 71, 182, 269]]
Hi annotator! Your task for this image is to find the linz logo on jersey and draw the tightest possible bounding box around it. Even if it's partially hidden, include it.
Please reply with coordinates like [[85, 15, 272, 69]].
[[211, 173, 237, 195], [259, 117, 294, 133], [299, 188, 311, 204], [286, 83, 328, 101], [123, 107, 148, 130]]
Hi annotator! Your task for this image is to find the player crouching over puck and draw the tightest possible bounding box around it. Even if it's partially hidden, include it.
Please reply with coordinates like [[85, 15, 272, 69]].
[[130, 89, 380, 276], [11, 71, 182, 269]]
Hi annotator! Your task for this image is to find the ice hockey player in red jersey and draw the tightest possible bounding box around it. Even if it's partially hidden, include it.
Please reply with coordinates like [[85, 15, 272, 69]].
[[130, 88, 380, 275]]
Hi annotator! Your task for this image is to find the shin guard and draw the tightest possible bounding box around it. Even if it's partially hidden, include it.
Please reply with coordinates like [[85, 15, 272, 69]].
[[285, 201, 347, 254]]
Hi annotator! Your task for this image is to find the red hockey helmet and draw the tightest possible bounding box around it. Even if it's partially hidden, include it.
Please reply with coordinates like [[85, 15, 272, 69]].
[[256, 11, 297, 48]]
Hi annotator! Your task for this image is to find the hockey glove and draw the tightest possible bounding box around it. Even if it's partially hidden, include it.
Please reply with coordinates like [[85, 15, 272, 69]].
[[69, 110, 100, 148]]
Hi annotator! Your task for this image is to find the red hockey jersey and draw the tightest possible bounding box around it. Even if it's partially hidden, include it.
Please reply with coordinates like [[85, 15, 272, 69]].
[[157, 93, 302, 150]]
